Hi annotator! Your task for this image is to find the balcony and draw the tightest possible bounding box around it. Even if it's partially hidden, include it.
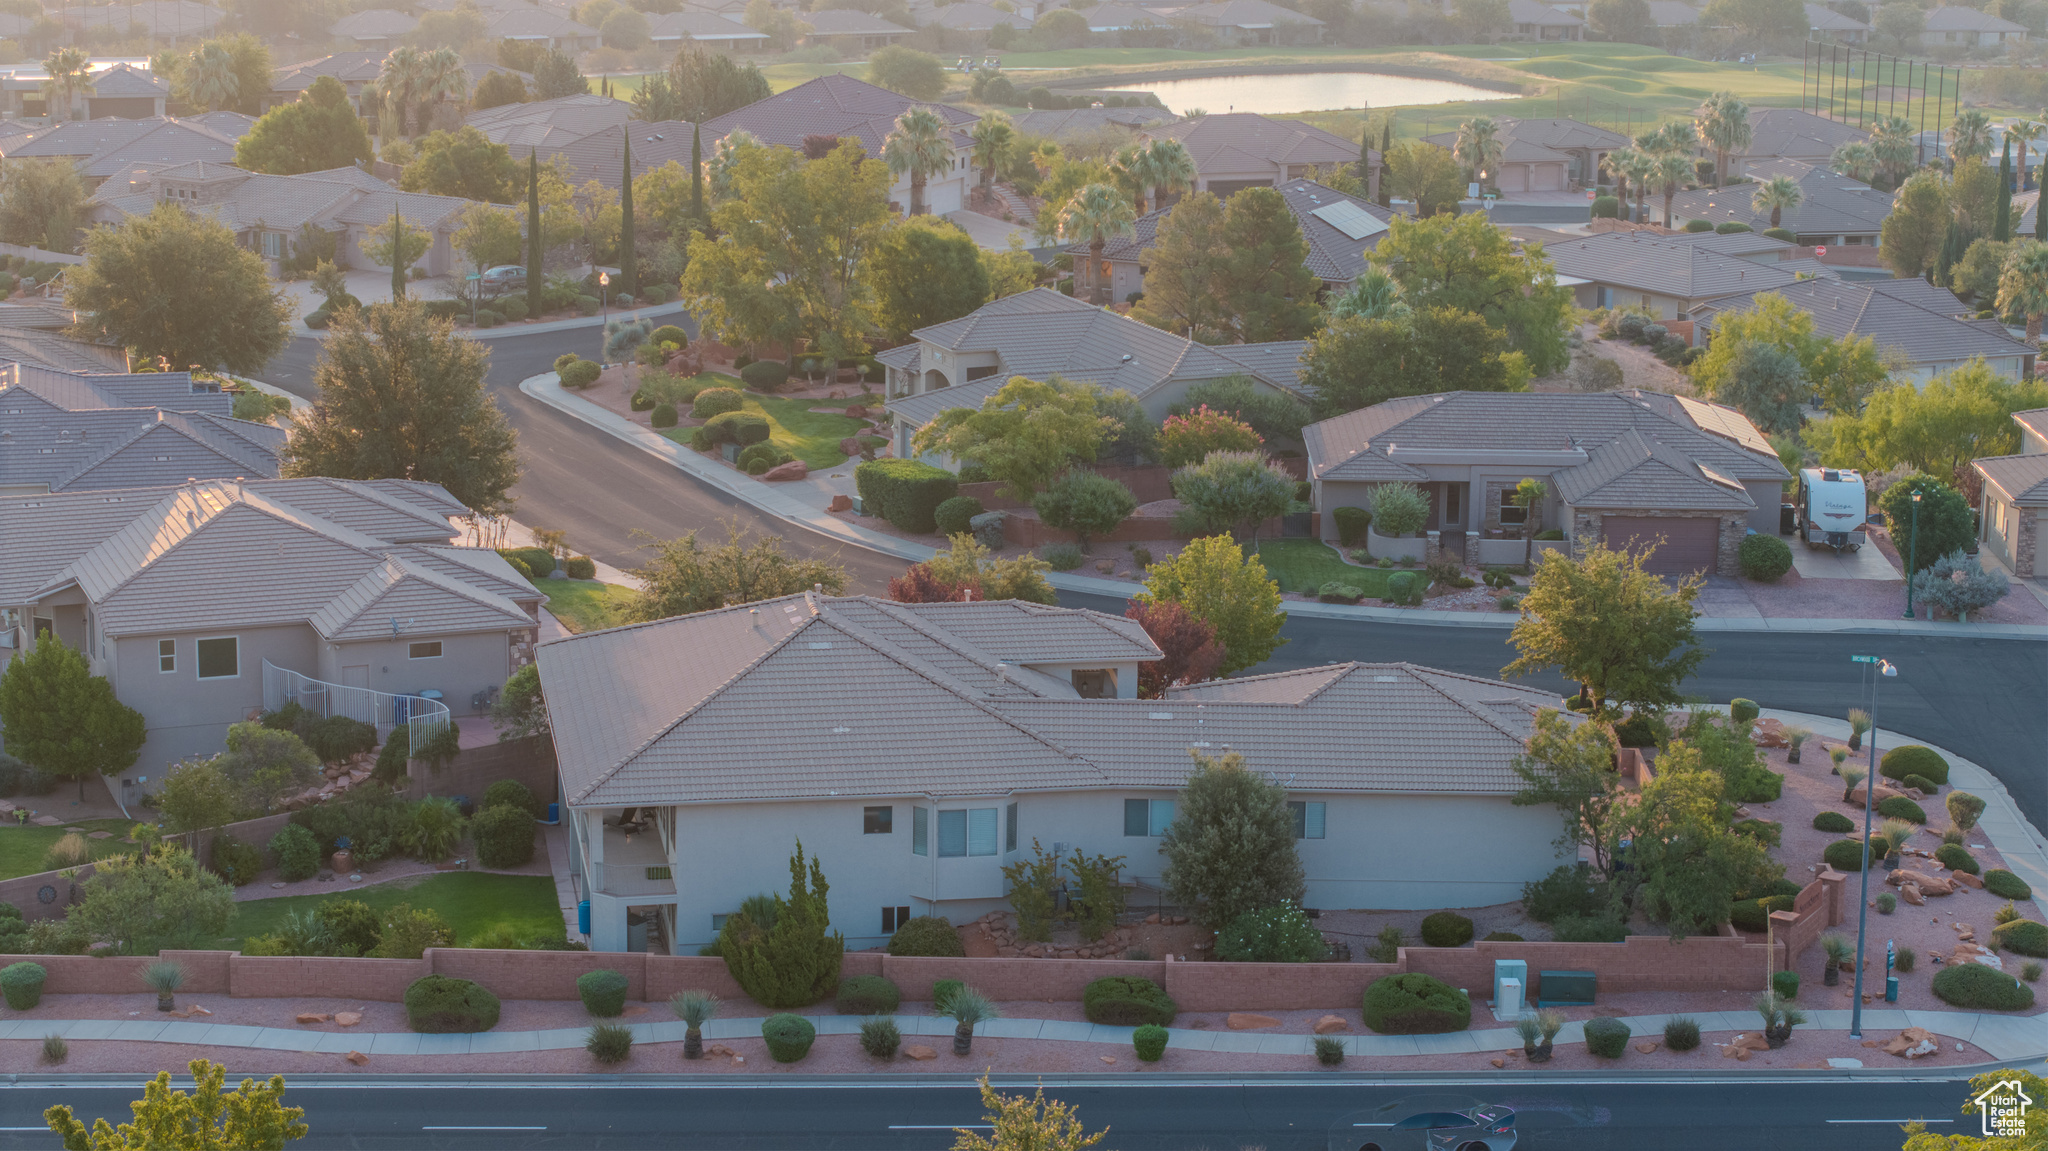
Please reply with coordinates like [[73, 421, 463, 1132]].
[[262, 659, 450, 747], [594, 821, 676, 898]]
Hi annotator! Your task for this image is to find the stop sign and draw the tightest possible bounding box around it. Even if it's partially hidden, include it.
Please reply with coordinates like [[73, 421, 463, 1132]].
[[1816, 245, 1828, 257]]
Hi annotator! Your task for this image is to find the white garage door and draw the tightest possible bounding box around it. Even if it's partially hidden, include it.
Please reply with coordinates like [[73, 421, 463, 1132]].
[[1603, 516, 1718, 575]]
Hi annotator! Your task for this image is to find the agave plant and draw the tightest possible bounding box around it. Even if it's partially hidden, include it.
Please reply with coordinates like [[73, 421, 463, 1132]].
[[671, 989, 720, 1060], [1513, 1009, 1564, 1062], [1820, 934, 1855, 986], [1754, 991, 1806, 1048], [944, 986, 999, 1056], [142, 960, 187, 1012]]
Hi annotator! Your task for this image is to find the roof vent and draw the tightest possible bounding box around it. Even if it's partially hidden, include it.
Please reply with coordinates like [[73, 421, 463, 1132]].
[[1147, 710, 1174, 720], [831, 725, 851, 734], [1121, 354, 1132, 362]]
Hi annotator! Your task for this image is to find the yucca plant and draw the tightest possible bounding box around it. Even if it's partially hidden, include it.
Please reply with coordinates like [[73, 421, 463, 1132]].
[[670, 989, 719, 1060], [586, 1022, 633, 1065], [1820, 934, 1854, 986], [142, 960, 186, 1012], [1829, 747, 1849, 774], [1512, 1014, 1546, 1060], [1754, 991, 1806, 1048], [1847, 709, 1871, 751], [944, 986, 999, 1056], [1878, 818, 1916, 868], [1785, 728, 1811, 764], [1840, 766, 1867, 804]]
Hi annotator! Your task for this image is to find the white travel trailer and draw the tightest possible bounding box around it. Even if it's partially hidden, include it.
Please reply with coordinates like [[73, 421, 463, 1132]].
[[1796, 467, 1867, 551]]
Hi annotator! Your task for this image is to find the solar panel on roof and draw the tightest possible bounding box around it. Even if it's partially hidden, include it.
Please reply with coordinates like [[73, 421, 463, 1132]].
[[1310, 200, 1386, 241]]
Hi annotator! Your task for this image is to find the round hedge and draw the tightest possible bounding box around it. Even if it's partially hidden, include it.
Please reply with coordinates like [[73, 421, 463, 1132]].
[[1584, 1016, 1631, 1058], [1877, 795, 1927, 823], [1729, 698, 1760, 724], [1985, 870, 2033, 900], [470, 803, 535, 869], [1994, 919, 2048, 957], [1824, 836, 1879, 871], [1931, 962, 2035, 1010], [886, 915, 965, 957], [835, 974, 902, 1015], [737, 443, 793, 475], [630, 388, 656, 412], [933, 495, 985, 537], [1880, 745, 1950, 787], [702, 410, 770, 446], [558, 359, 601, 389], [1, 961, 46, 1009], [1902, 774, 1940, 794], [1419, 911, 1474, 948], [1362, 973, 1470, 1035], [691, 387, 744, 418], [651, 402, 678, 428], [576, 968, 629, 1017], [762, 1013, 816, 1062], [649, 324, 688, 349], [1133, 1023, 1168, 1062], [483, 779, 545, 820], [404, 975, 501, 1033], [1083, 975, 1177, 1027], [1934, 843, 1979, 875], [1812, 811, 1855, 834], [739, 360, 789, 389]]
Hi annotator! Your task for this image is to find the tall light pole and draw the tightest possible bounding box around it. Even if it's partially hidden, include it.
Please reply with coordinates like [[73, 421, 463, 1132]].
[[1902, 490, 1922, 619], [1848, 654, 1898, 1040]]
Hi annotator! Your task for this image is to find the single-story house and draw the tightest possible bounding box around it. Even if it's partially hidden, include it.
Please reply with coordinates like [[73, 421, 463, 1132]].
[[1806, 2, 1868, 41], [1707, 109, 1869, 181], [879, 287, 1310, 461], [487, 7, 600, 50], [1148, 112, 1375, 199], [1543, 230, 1831, 320], [1660, 158, 1892, 245], [535, 591, 1573, 952], [1068, 177, 1392, 305], [1303, 390, 1791, 574], [799, 9, 914, 50], [58, 1, 224, 41], [649, 8, 772, 48], [1012, 105, 1179, 139], [1972, 410, 2048, 577], [0, 364, 283, 496], [0, 116, 245, 189], [1423, 117, 1628, 192], [1080, 1, 1171, 31], [269, 53, 526, 117], [1145, 0, 1325, 43], [328, 8, 419, 44], [467, 96, 700, 190], [0, 477, 541, 786], [1692, 278, 2037, 383], [908, 0, 1023, 31], [1923, 5, 2027, 46], [1508, 0, 1584, 39]]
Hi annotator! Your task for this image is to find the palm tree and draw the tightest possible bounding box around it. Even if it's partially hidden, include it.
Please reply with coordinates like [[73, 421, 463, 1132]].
[[184, 41, 238, 113], [1618, 148, 1658, 223], [1997, 238, 2048, 344], [418, 47, 470, 131], [1057, 182, 1136, 304], [1948, 109, 1995, 164], [1695, 91, 1752, 189], [40, 47, 93, 123], [1868, 115, 1917, 188], [2008, 118, 2042, 191], [1605, 146, 1638, 207], [1752, 174, 1803, 229], [1830, 140, 1876, 184], [1655, 151, 1693, 227], [377, 46, 427, 138], [1145, 138, 1197, 209], [882, 105, 952, 217], [943, 986, 999, 1056], [1108, 143, 1157, 213], [1453, 115, 1504, 190], [968, 112, 1015, 194], [1329, 262, 1408, 321]]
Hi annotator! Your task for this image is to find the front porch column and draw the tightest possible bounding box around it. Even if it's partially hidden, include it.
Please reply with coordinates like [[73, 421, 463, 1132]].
[[584, 808, 605, 897]]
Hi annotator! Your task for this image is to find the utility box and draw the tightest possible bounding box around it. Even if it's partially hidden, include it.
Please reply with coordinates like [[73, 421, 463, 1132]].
[[1537, 969, 1597, 1007], [1492, 959, 1528, 1007], [1496, 977, 1524, 1018]]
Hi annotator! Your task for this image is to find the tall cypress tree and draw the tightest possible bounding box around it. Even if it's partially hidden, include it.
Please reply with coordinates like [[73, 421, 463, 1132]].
[[389, 207, 406, 301], [527, 147, 542, 318], [1994, 138, 2014, 242], [620, 129, 635, 297], [690, 122, 704, 225], [1378, 121, 1392, 207]]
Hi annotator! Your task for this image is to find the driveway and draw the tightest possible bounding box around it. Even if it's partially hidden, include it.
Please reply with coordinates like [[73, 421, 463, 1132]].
[[1790, 534, 1898, 580]]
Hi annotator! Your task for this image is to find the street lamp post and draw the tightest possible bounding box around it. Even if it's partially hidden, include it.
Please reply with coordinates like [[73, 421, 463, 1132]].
[[1902, 491, 1922, 618], [1848, 654, 1897, 1039], [597, 270, 611, 364]]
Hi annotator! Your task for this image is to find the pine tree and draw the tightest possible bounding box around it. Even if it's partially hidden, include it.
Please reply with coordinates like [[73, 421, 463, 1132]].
[[619, 130, 635, 297], [715, 841, 844, 1008], [388, 207, 405, 301], [526, 147, 542, 318]]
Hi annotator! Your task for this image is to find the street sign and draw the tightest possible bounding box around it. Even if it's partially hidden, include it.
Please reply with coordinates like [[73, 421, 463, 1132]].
[[1851, 654, 1878, 663], [1816, 245, 1828, 257]]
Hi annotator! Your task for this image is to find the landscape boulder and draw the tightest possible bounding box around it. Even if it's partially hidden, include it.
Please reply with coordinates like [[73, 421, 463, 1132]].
[[905, 1045, 938, 1061], [762, 459, 809, 481], [1227, 1013, 1280, 1030], [1313, 1015, 1348, 1034]]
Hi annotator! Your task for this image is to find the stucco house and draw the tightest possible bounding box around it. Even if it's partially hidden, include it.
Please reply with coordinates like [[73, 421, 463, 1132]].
[[1922, 5, 2027, 46], [0, 477, 542, 791], [1972, 409, 2048, 578], [1544, 230, 1833, 320], [649, 8, 772, 48], [1148, 112, 1373, 199], [1147, 0, 1325, 43], [535, 591, 1571, 953], [1805, 3, 1868, 40], [328, 8, 419, 44], [1508, 0, 1584, 39], [1693, 278, 2036, 383], [1703, 109, 1869, 181], [1423, 117, 1629, 192], [1303, 390, 1790, 574], [799, 9, 914, 50], [0, 116, 245, 190], [487, 7, 600, 50], [1660, 158, 1892, 245], [0, 364, 284, 496]]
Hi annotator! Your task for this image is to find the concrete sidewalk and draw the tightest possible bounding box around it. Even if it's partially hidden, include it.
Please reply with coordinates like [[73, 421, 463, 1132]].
[[294, 297, 687, 341]]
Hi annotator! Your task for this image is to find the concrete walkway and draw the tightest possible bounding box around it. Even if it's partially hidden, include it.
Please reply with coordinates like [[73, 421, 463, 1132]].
[[521, 372, 2048, 638]]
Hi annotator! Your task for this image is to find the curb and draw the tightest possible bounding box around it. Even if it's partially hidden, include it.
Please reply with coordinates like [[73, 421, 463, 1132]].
[[520, 376, 2048, 635], [299, 301, 688, 341]]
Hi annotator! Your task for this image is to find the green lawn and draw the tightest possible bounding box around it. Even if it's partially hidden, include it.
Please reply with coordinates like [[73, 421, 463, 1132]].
[[1252, 539, 1394, 596], [0, 819, 138, 881], [661, 389, 868, 471], [222, 872, 560, 950], [534, 577, 638, 635]]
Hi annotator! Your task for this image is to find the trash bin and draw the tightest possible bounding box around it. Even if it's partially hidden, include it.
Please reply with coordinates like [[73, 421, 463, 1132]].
[[546, 802, 560, 824], [1885, 975, 1899, 1003], [577, 900, 590, 935], [1779, 503, 1797, 535]]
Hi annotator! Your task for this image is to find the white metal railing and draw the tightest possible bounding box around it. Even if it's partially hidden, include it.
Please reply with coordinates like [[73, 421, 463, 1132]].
[[262, 659, 450, 748]]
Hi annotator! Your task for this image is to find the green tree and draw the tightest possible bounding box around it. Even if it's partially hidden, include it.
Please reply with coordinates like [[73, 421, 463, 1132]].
[[532, 48, 587, 100], [865, 45, 944, 100], [913, 376, 1112, 501], [869, 216, 991, 341], [1218, 186, 1321, 342], [1881, 169, 1951, 279], [0, 155, 83, 252], [491, 663, 550, 741], [1693, 90, 1753, 188], [283, 300, 521, 515], [1453, 115, 1506, 185], [68, 204, 291, 373], [1997, 238, 2048, 343], [1510, 709, 1626, 876], [970, 112, 1016, 193], [1132, 535, 1286, 675], [1949, 109, 1997, 164], [218, 723, 320, 813], [1898, 1069, 2047, 1150], [922, 534, 1056, 604], [1695, 292, 1894, 415], [1811, 362, 2048, 480], [1032, 469, 1136, 549], [362, 210, 429, 296], [1718, 341, 1807, 434], [399, 126, 520, 202], [72, 840, 234, 954], [981, 239, 1040, 301], [632, 43, 770, 122], [471, 69, 526, 110], [1130, 191, 1231, 342], [0, 640, 146, 802], [1169, 451, 1296, 545], [155, 759, 242, 846], [624, 522, 848, 622], [1612, 742, 1781, 938], [1301, 306, 1517, 419], [1058, 182, 1138, 304], [1873, 1, 1923, 50], [234, 75, 372, 175], [1503, 541, 1705, 712], [1374, 210, 1573, 376], [952, 1075, 1107, 1151], [452, 203, 523, 297], [1750, 173, 1803, 229], [1877, 472, 1977, 574], [1952, 157, 2001, 246], [43, 1060, 307, 1150], [1384, 140, 1466, 218], [718, 841, 844, 1008], [1158, 750, 1305, 929]]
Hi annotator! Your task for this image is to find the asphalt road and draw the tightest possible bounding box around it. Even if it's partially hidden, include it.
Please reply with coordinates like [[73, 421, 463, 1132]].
[[0, 1075, 1989, 1149], [258, 330, 2048, 831]]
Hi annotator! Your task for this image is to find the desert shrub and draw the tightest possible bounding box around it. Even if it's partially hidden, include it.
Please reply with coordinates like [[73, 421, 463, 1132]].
[[404, 975, 501, 1033], [1877, 796, 1927, 823], [1947, 791, 1987, 831], [739, 360, 789, 389], [1213, 901, 1327, 963], [1314, 1035, 1345, 1065], [1332, 505, 1371, 547], [1986, 870, 2033, 900], [1584, 1016, 1630, 1057], [1897, 774, 1938, 795], [1419, 912, 1474, 948], [374, 903, 455, 959], [835, 974, 902, 1015], [470, 804, 535, 869], [1550, 914, 1629, 943], [1716, 221, 1753, 233], [1729, 698, 1760, 724], [931, 978, 963, 1013], [1881, 746, 1950, 787], [206, 833, 263, 886], [1591, 195, 1621, 218], [860, 1017, 900, 1057], [2026, 962, 2044, 982], [650, 402, 677, 428], [762, 1013, 816, 1062], [1664, 1016, 1700, 1051], [887, 915, 964, 957], [1317, 582, 1365, 604], [1993, 919, 2048, 957], [701, 410, 770, 446], [1522, 862, 1608, 922], [483, 779, 544, 819], [1812, 811, 1854, 833], [1824, 836, 1881, 871], [557, 359, 601, 389], [855, 459, 958, 533], [1935, 843, 1979, 874], [269, 824, 321, 882], [933, 496, 984, 536], [1040, 543, 1084, 571], [1, 961, 46, 1009], [1083, 976, 1177, 1026], [586, 1022, 632, 1064], [1133, 1023, 1168, 1062], [649, 325, 687, 348], [577, 968, 629, 1017], [1772, 970, 1800, 1000], [41, 1034, 65, 1064], [1876, 892, 1897, 914], [1483, 931, 1525, 942], [736, 442, 793, 474], [317, 899, 382, 957], [1931, 962, 2035, 1010], [691, 387, 744, 418], [1368, 481, 1428, 536], [1362, 973, 1470, 1034]]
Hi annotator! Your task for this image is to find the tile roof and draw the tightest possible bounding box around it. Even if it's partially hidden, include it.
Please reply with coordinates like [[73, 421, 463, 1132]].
[[1485, 116, 1628, 152], [1423, 129, 1572, 164], [1151, 112, 1357, 176], [1667, 228, 1803, 258], [4, 117, 242, 178], [1549, 427, 1755, 509], [2013, 407, 2048, 445], [1079, 1, 1170, 28], [1923, 5, 2027, 31], [1508, 0, 1584, 24], [0, 326, 126, 374], [799, 8, 911, 33], [1072, 178, 1390, 284], [1013, 106, 1178, 137], [89, 162, 483, 234], [1665, 158, 1892, 235], [466, 93, 631, 150], [1543, 230, 1817, 299], [649, 8, 767, 37], [1805, 2, 1868, 29], [538, 591, 1562, 806], [1692, 278, 2036, 367], [911, 0, 1023, 29], [329, 8, 418, 37], [0, 377, 284, 492], [702, 73, 978, 156], [1738, 108, 1869, 163], [1154, 0, 1326, 26], [1973, 453, 2048, 505], [487, 8, 598, 38], [89, 62, 170, 98], [59, 1, 224, 35]]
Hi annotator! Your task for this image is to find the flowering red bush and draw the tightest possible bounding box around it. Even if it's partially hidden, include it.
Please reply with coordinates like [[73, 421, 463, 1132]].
[[1159, 405, 1261, 468]]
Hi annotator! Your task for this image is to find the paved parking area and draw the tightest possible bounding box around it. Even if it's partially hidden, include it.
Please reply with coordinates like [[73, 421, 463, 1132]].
[[1789, 535, 1898, 580]]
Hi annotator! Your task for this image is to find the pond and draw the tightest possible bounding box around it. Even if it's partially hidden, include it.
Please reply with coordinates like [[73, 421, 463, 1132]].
[[1113, 71, 1512, 115]]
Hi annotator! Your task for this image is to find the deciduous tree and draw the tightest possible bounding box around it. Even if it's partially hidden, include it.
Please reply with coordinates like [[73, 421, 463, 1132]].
[[1383, 141, 1466, 218], [865, 45, 945, 101], [869, 216, 990, 341], [1169, 451, 1295, 545], [923, 534, 1056, 604], [1301, 306, 1518, 419], [491, 663, 550, 741], [1611, 742, 1782, 938], [67, 204, 293, 373], [1124, 600, 1224, 697], [1159, 750, 1305, 929], [1881, 169, 1951, 279], [1132, 535, 1285, 675], [43, 1060, 308, 1150], [1810, 362, 2048, 482], [1503, 541, 1705, 712], [624, 522, 848, 622], [155, 759, 243, 844], [0, 639, 145, 802], [532, 48, 587, 100], [399, 126, 520, 203], [71, 840, 235, 955], [1718, 340, 1807, 434], [1511, 709, 1626, 876], [0, 155, 83, 252], [631, 43, 770, 122], [913, 376, 1113, 501], [234, 75, 373, 175], [1374, 210, 1574, 375], [951, 1075, 1106, 1151]]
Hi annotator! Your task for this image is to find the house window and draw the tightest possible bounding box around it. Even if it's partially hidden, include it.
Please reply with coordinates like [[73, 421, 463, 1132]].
[[1123, 798, 1174, 836], [261, 232, 283, 258], [938, 808, 999, 857], [1005, 802, 1017, 852], [712, 913, 730, 930], [938, 809, 966, 857], [158, 638, 175, 673], [1499, 487, 1527, 525], [1288, 800, 1326, 840], [881, 905, 912, 932], [912, 806, 928, 855], [864, 805, 893, 834], [408, 641, 442, 659], [195, 636, 238, 679]]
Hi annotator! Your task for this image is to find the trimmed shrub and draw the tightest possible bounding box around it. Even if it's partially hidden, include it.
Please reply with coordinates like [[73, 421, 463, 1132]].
[[1314, 1035, 1345, 1065], [1986, 870, 2033, 900], [1824, 836, 1880, 871], [1763, 227, 1797, 242], [1419, 912, 1474, 948], [1550, 914, 1628, 943], [475, 310, 501, 329], [1948, 791, 1987, 832], [1876, 892, 1897, 914], [1584, 1016, 1630, 1058], [1881, 746, 1950, 787], [484, 778, 544, 819], [1771, 970, 1799, 1000], [471, 803, 535, 869], [739, 360, 789, 390], [1715, 221, 1753, 233], [1482, 931, 1525, 942], [762, 1013, 816, 1062], [1931, 962, 2035, 1010], [1133, 1023, 1168, 1062], [1684, 218, 1715, 232], [586, 1022, 632, 1063], [1, 961, 47, 1009], [1903, 774, 1940, 794], [1664, 1016, 1701, 1050], [650, 402, 677, 428], [497, 296, 529, 322], [856, 459, 959, 534], [933, 496, 985, 537], [1729, 894, 1796, 933], [1040, 543, 1084, 571], [1877, 796, 1927, 824], [1993, 919, 2048, 958], [736, 442, 793, 474], [210, 834, 264, 886], [1214, 902, 1328, 963], [887, 916, 964, 957], [692, 387, 745, 418], [1590, 195, 1621, 219], [860, 1017, 901, 1057], [1812, 811, 1855, 833], [1935, 843, 1979, 875], [563, 555, 595, 579], [931, 978, 963, 1014], [270, 824, 321, 882], [577, 968, 629, 1017], [404, 975, 502, 1033], [557, 359, 601, 389], [701, 410, 770, 447], [649, 325, 688, 348], [1083, 976, 1177, 1026], [836, 974, 902, 1015], [1332, 505, 1371, 547], [577, 295, 599, 316], [1363, 973, 1470, 1034], [1729, 698, 1760, 724]]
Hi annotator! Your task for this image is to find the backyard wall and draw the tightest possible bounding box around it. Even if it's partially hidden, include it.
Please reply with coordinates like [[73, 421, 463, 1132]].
[[401, 735, 557, 807]]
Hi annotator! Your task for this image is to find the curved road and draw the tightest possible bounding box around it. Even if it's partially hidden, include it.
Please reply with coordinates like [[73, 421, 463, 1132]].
[[259, 331, 2048, 831]]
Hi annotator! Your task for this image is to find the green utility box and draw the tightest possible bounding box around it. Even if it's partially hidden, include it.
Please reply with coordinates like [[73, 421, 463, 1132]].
[[1536, 969, 1596, 1007]]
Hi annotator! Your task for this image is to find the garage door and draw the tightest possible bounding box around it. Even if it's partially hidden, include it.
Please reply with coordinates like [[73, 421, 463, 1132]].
[[1532, 163, 1565, 191], [1602, 516, 1718, 575]]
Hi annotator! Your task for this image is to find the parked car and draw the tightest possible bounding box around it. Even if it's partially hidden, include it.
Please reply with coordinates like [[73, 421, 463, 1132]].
[[479, 265, 526, 294], [1347, 1099, 1518, 1151]]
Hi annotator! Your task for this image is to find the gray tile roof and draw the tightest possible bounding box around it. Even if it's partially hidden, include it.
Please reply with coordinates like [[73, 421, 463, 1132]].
[[1648, 0, 1700, 22], [1487, 117, 1630, 152], [1153, 0, 1326, 27], [467, 93, 630, 151], [1543, 230, 1818, 300], [4, 117, 241, 179], [1549, 427, 1755, 509], [1667, 229, 1803, 258], [0, 326, 129, 374], [59, 1, 224, 35], [1973, 453, 2048, 505], [1738, 108, 1869, 164], [269, 51, 388, 92], [0, 366, 285, 493], [1151, 112, 1357, 176], [1665, 158, 1892, 236], [911, 1, 1021, 29], [89, 162, 484, 235], [1805, 2, 1868, 30], [329, 8, 418, 37], [1075, 178, 1391, 285], [487, 7, 598, 38], [650, 8, 767, 37], [799, 8, 911, 33], [1422, 129, 1572, 164], [1692, 278, 2036, 368], [2013, 408, 2048, 445], [89, 62, 169, 98], [701, 73, 977, 157], [1508, 0, 1583, 25], [543, 121, 698, 189], [1011, 106, 1178, 137], [1923, 5, 2026, 31]]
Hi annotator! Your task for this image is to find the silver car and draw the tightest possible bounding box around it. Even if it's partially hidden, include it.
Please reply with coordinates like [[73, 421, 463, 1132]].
[[479, 265, 526, 294], [1353, 1102, 1518, 1151]]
